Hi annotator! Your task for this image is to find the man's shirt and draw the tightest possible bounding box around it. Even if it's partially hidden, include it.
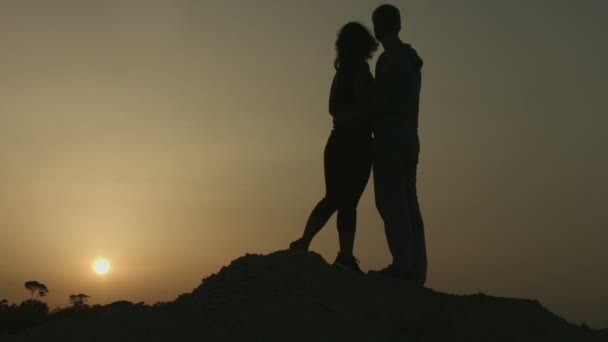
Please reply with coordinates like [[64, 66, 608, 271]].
[[374, 37, 423, 130]]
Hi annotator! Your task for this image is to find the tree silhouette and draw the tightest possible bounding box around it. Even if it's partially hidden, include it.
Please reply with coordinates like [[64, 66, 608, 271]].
[[24, 281, 49, 300], [69, 294, 90, 310], [17, 299, 49, 326]]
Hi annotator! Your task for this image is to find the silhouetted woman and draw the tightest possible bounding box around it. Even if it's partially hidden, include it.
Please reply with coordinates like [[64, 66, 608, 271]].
[[290, 22, 377, 273]]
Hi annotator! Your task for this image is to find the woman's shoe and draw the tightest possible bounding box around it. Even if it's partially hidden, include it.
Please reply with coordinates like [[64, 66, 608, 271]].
[[289, 239, 308, 251], [333, 252, 363, 274]]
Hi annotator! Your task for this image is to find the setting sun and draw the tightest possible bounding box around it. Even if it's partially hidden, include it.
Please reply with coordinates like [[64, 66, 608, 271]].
[[93, 259, 110, 275]]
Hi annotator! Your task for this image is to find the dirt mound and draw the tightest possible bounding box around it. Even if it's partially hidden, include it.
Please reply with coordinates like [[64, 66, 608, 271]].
[[4, 250, 607, 342]]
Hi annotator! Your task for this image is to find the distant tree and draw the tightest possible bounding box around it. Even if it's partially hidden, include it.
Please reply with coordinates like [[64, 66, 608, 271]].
[[69, 293, 90, 310], [49, 306, 63, 315], [0, 299, 13, 334], [24, 281, 49, 300], [18, 300, 49, 315], [17, 299, 49, 328], [0, 298, 48, 335]]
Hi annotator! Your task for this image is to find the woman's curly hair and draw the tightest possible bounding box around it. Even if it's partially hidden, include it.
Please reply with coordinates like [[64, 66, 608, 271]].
[[334, 22, 379, 70]]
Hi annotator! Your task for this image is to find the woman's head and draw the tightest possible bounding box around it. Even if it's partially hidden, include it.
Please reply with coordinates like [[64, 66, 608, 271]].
[[334, 22, 378, 70]]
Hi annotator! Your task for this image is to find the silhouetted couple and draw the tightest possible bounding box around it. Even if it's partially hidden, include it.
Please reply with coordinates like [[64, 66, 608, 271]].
[[290, 4, 427, 286]]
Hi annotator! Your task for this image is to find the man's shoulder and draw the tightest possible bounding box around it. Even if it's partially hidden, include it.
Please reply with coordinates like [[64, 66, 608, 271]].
[[377, 49, 400, 70], [378, 49, 396, 60], [356, 60, 371, 71]]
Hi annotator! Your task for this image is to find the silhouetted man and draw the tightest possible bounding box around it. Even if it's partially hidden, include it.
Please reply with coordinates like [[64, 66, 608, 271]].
[[369, 4, 427, 285]]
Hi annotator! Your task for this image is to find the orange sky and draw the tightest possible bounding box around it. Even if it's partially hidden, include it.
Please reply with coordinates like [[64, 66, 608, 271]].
[[1, 0, 607, 328]]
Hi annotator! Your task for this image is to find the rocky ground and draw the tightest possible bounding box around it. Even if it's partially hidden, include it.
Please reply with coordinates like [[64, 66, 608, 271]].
[[3, 250, 607, 342]]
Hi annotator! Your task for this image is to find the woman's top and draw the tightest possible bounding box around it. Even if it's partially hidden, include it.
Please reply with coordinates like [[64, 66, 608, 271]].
[[328, 61, 374, 134]]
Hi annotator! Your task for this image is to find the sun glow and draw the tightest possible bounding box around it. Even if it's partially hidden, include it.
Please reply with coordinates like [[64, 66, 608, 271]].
[[93, 258, 110, 275]]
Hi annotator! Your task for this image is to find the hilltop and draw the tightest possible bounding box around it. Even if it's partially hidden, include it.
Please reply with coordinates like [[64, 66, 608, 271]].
[[3, 250, 607, 342]]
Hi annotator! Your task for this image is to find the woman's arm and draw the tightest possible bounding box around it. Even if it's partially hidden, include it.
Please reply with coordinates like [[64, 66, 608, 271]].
[[330, 63, 375, 124], [335, 63, 375, 121], [354, 63, 374, 106], [329, 73, 338, 116]]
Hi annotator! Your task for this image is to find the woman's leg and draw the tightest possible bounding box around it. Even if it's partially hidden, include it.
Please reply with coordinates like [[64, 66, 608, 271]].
[[335, 134, 373, 257], [334, 206, 363, 273], [299, 197, 337, 249], [337, 207, 357, 256], [292, 132, 340, 250]]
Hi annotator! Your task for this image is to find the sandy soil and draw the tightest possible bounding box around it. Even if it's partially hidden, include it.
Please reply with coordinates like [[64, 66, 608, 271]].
[[4, 250, 607, 342]]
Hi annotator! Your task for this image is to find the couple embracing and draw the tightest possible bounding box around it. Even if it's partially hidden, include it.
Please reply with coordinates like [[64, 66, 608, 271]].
[[290, 4, 427, 286]]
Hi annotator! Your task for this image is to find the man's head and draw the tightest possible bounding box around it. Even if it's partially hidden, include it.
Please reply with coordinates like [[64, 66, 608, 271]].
[[372, 4, 401, 42]]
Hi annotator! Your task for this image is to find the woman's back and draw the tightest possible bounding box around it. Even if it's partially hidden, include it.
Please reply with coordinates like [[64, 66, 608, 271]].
[[329, 61, 374, 133]]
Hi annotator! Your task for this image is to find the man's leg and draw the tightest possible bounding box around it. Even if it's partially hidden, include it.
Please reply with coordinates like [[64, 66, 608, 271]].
[[373, 142, 415, 272], [406, 163, 427, 285]]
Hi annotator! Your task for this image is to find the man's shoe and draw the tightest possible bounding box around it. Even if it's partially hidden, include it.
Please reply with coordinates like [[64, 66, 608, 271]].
[[368, 263, 406, 278], [333, 252, 363, 274], [368, 263, 424, 285]]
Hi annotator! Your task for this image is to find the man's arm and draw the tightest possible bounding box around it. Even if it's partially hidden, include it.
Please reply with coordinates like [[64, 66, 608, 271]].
[[373, 52, 396, 120]]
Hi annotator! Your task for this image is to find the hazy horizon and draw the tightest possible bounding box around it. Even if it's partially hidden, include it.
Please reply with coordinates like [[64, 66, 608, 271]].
[[1, 0, 607, 328]]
